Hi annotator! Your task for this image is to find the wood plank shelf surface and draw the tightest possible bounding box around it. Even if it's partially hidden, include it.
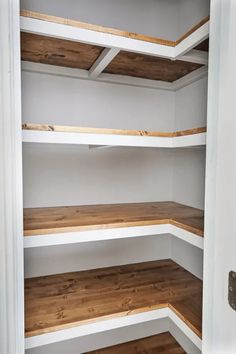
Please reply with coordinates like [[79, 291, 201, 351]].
[[25, 259, 202, 338], [24, 201, 204, 237], [22, 123, 206, 138], [86, 332, 186, 353]]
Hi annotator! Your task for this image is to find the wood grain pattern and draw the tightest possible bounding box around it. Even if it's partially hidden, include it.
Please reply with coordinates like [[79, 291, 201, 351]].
[[24, 202, 204, 237], [104, 52, 203, 82], [86, 332, 186, 353], [25, 259, 202, 338], [21, 32, 104, 69], [22, 123, 206, 138]]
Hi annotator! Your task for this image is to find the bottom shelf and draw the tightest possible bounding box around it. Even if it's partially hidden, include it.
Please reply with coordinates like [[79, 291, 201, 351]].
[[25, 259, 202, 348], [86, 332, 186, 353]]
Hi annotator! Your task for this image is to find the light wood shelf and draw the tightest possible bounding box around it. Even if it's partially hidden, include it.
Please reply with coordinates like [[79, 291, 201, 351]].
[[24, 201, 204, 237], [25, 259, 202, 339], [86, 332, 186, 353], [22, 124, 207, 148], [20, 10, 209, 83]]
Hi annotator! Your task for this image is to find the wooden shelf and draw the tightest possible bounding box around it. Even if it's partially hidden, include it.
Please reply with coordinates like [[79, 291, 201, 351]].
[[22, 124, 207, 148], [86, 332, 186, 353], [20, 10, 209, 83], [23, 202, 204, 250], [25, 260, 202, 343]]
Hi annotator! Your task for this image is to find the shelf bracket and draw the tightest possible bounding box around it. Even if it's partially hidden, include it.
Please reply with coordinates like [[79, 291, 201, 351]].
[[89, 47, 120, 79], [179, 49, 208, 65]]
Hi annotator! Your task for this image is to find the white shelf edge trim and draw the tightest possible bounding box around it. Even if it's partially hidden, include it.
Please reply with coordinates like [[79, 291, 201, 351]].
[[21, 61, 208, 91], [25, 307, 202, 350], [22, 130, 206, 149], [169, 310, 202, 350], [20, 16, 209, 62], [24, 224, 204, 249]]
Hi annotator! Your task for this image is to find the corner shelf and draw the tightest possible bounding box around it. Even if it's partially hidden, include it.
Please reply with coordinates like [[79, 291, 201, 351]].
[[20, 10, 209, 84], [85, 332, 186, 353], [22, 124, 206, 148], [24, 201, 204, 249], [25, 259, 202, 349]]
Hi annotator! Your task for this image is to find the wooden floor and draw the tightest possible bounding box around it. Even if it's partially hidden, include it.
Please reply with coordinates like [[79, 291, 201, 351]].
[[25, 259, 202, 338], [24, 201, 204, 237], [86, 332, 186, 353]]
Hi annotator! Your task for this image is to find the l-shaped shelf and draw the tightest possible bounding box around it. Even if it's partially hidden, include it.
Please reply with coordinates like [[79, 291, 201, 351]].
[[86, 332, 186, 354], [25, 259, 202, 349], [22, 124, 206, 148], [20, 10, 209, 85], [24, 201, 204, 249]]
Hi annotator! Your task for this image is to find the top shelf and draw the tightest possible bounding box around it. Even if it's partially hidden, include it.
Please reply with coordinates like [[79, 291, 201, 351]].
[[20, 10, 209, 83]]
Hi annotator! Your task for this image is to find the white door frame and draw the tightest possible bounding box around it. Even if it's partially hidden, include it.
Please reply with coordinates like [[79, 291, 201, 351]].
[[203, 0, 236, 353], [0, 1, 24, 354]]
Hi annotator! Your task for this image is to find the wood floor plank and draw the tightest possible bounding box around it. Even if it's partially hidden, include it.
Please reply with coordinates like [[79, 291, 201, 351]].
[[25, 259, 202, 338], [24, 202, 204, 237], [86, 332, 186, 353]]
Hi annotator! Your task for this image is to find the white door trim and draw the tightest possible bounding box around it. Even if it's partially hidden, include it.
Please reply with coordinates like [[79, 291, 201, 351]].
[[0, 1, 24, 354]]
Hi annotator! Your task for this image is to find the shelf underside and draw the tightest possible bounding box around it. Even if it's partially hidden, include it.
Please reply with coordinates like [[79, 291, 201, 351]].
[[87, 332, 186, 354], [21, 32, 203, 83], [24, 201, 204, 237], [25, 259, 202, 338], [20, 10, 209, 83]]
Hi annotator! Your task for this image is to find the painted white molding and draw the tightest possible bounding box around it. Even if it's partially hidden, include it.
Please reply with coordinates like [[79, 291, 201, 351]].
[[22, 129, 206, 148], [89, 47, 120, 78], [21, 61, 208, 91], [20, 16, 175, 59], [24, 224, 204, 250], [180, 49, 208, 65], [0, 1, 24, 354], [25, 307, 201, 350], [175, 21, 209, 58], [169, 310, 202, 350]]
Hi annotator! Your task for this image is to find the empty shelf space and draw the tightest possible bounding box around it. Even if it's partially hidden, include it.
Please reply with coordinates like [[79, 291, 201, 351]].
[[25, 260, 202, 345], [86, 332, 186, 354], [22, 124, 207, 148], [20, 10, 209, 83], [23, 202, 204, 249]]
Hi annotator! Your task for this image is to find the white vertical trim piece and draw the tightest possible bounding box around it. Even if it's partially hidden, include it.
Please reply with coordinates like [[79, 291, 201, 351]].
[[180, 49, 208, 65], [175, 21, 210, 57], [89, 47, 120, 78], [169, 309, 202, 350], [25, 308, 169, 349], [0, 1, 24, 354]]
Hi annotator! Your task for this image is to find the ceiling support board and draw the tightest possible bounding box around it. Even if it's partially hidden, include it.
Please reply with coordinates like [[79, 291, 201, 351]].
[[89, 47, 120, 78]]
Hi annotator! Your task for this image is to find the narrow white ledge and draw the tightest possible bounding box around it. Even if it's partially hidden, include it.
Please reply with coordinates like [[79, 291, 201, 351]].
[[24, 224, 204, 250], [22, 130, 206, 149]]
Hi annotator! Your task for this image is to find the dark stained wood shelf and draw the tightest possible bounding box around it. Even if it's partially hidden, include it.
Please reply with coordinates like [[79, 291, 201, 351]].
[[22, 123, 206, 138], [20, 10, 209, 83], [25, 259, 202, 338], [24, 201, 204, 237], [86, 332, 186, 353]]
